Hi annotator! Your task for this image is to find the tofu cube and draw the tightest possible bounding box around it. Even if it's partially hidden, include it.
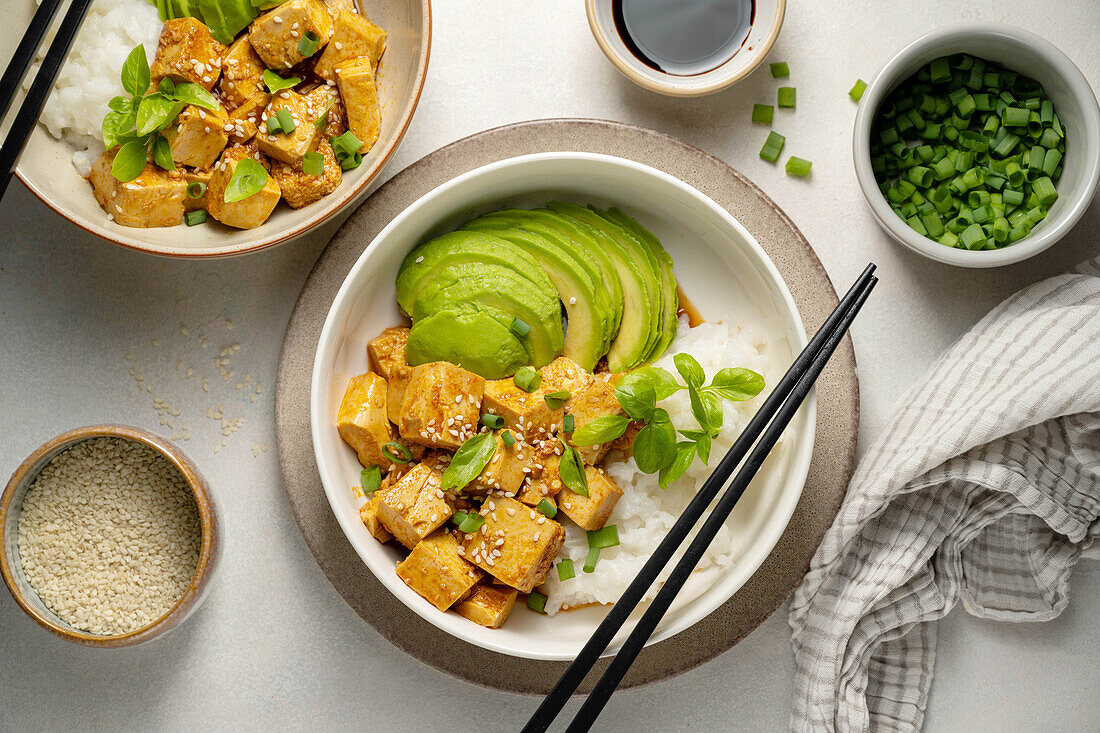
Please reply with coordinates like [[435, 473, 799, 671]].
[[163, 104, 230, 169], [323, 0, 359, 13], [337, 372, 396, 468], [313, 9, 387, 81], [459, 497, 565, 592], [220, 36, 267, 107], [468, 433, 538, 497], [482, 379, 563, 444], [516, 449, 562, 505], [454, 583, 518, 629], [559, 467, 623, 531], [368, 327, 411, 424], [249, 0, 335, 70], [225, 92, 270, 144], [399, 362, 485, 450], [206, 145, 281, 229], [610, 419, 642, 457], [181, 168, 212, 211], [335, 57, 381, 153], [151, 18, 227, 91], [566, 377, 626, 464], [396, 531, 482, 612], [89, 150, 187, 228], [376, 462, 453, 549], [255, 90, 325, 165], [358, 495, 392, 543], [271, 139, 342, 208], [539, 357, 594, 412], [305, 85, 348, 139]]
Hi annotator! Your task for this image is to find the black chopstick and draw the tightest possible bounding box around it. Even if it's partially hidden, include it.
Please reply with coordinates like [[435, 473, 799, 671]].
[[563, 273, 877, 732], [0, 0, 95, 202], [0, 0, 65, 121], [522, 264, 878, 733]]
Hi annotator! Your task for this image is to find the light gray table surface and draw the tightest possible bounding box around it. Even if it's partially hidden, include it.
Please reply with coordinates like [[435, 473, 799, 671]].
[[2, 1, 1098, 730]]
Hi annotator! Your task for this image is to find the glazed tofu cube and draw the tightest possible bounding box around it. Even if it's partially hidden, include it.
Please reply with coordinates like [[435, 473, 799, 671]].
[[313, 9, 387, 81], [559, 467, 622, 531], [255, 90, 324, 164], [396, 531, 482, 612], [163, 104, 229, 169], [468, 432, 538, 497], [482, 379, 563, 444], [566, 378, 626, 464], [399, 362, 485, 450], [322, 0, 360, 17], [337, 371, 395, 468], [368, 327, 412, 424], [181, 168, 212, 211], [358, 495, 392, 543], [376, 462, 453, 549], [206, 145, 281, 229], [305, 85, 347, 139], [225, 92, 270, 144], [539, 357, 594, 411], [516, 450, 562, 505], [459, 497, 565, 592], [89, 150, 187, 228], [335, 58, 380, 153], [150, 18, 227, 91], [610, 419, 642, 457], [219, 36, 266, 107], [454, 583, 518, 629], [249, 0, 335, 70], [271, 139, 342, 208]]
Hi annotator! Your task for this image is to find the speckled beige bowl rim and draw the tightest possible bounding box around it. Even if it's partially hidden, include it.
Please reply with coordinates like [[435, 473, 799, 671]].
[[11, 0, 432, 260], [584, 0, 785, 97], [0, 425, 219, 647]]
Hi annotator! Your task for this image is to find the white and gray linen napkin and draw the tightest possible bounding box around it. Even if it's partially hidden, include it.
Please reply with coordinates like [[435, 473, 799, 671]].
[[788, 257, 1100, 732]]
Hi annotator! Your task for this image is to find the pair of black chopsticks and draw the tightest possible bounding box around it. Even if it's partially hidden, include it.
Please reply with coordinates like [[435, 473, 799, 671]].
[[523, 264, 878, 733], [0, 0, 95, 202]]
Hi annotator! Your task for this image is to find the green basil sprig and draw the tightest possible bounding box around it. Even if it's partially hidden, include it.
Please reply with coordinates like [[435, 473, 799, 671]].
[[223, 158, 269, 202], [441, 432, 496, 491], [558, 442, 589, 497]]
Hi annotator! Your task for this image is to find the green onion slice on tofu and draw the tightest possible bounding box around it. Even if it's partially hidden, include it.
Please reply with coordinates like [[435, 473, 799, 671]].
[[583, 547, 601, 573], [184, 209, 207, 227], [513, 366, 541, 393], [562, 414, 575, 433], [509, 318, 531, 338], [361, 466, 382, 494], [526, 591, 548, 614], [587, 525, 620, 550], [556, 558, 575, 581], [501, 429, 516, 447], [480, 413, 504, 429], [302, 151, 324, 176], [544, 390, 570, 409], [382, 441, 413, 464], [186, 181, 207, 199], [536, 498, 557, 519], [452, 510, 469, 527], [265, 116, 282, 135], [457, 512, 485, 534], [276, 108, 296, 134], [298, 30, 321, 57]]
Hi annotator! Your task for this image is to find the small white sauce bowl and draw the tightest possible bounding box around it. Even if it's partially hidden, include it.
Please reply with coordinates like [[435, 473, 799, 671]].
[[853, 23, 1100, 268], [585, 0, 785, 97]]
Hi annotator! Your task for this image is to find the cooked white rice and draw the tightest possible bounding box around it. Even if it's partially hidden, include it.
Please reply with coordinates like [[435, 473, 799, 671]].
[[543, 317, 785, 615], [34, 0, 162, 175]]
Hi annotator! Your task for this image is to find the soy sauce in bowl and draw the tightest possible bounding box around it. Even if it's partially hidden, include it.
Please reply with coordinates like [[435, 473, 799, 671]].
[[612, 0, 755, 76]]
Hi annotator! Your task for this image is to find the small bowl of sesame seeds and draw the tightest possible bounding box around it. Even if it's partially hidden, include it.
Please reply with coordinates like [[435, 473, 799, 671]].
[[0, 425, 220, 647]]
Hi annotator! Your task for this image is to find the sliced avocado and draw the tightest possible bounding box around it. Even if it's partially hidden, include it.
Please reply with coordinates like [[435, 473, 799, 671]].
[[463, 214, 612, 371], [597, 207, 679, 361], [396, 230, 557, 317], [406, 306, 528, 379], [411, 263, 564, 367], [548, 202, 662, 372]]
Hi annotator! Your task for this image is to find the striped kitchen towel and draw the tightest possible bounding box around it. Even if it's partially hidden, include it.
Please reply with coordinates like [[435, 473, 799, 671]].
[[788, 258, 1100, 732]]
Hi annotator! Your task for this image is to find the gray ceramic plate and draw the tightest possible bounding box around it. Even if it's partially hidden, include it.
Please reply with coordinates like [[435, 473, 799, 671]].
[[274, 118, 859, 693]]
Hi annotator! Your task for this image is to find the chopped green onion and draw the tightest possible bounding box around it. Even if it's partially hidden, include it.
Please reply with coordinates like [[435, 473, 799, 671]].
[[536, 498, 557, 519], [1031, 176, 1058, 207], [544, 390, 570, 409], [513, 366, 541, 393], [297, 30, 320, 57], [451, 510, 469, 527], [382, 441, 412, 464], [587, 525, 620, 549], [556, 559, 575, 581], [186, 181, 207, 199], [849, 79, 868, 102], [562, 414, 574, 434], [777, 87, 796, 109], [276, 108, 296, 134], [263, 69, 301, 94], [265, 116, 282, 134], [526, 591, 547, 614], [786, 156, 812, 177], [331, 130, 363, 156], [457, 512, 485, 534], [336, 150, 362, 170], [751, 104, 774, 125], [302, 151, 324, 176], [361, 466, 381, 494], [481, 413, 504, 429], [770, 61, 789, 78], [501, 429, 516, 447], [510, 318, 530, 337], [759, 131, 785, 163], [583, 547, 601, 573], [184, 209, 207, 226]]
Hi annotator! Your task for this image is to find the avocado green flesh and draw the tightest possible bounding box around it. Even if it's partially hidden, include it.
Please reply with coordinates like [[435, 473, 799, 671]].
[[597, 207, 679, 362], [548, 202, 662, 373], [405, 307, 528, 379]]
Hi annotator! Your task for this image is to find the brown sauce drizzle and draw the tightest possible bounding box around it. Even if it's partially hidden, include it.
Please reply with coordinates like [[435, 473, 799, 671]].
[[676, 286, 705, 327]]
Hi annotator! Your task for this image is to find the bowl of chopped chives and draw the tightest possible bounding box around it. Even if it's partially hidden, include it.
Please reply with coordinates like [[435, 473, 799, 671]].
[[852, 24, 1100, 267], [0, 425, 220, 647]]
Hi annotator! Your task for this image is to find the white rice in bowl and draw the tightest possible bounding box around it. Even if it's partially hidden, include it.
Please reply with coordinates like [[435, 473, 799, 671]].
[[542, 317, 788, 615], [33, 0, 163, 175]]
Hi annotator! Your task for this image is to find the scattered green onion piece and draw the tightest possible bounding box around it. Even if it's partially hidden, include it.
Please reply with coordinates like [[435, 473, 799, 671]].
[[849, 79, 868, 102], [785, 156, 812, 177], [587, 525, 620, 550], [361, 466, 381, 494], [526, 591, 547, 614], [751, 104, 774, 125], [302, 151, 324, 176], [457, 512, 485, 534], [562, 414, 575, 434], [337, 150, 362, 170], [556, 559, 575, 582], [501, 429, 516, 447], [1002, 107, 1029, 127], [510, 318, 531, 338], [186, 181, 207, 199], [276, 108, 296, 134], [583, 547, 601, 573], [331, 130, 363, 156], [759, 131, 785, 163], [960, 223, 987, 250], [536, 499, 557, 519], [513, 366, 541, 393], [184, 209, 207, 226], [770, 61, 789, 78], [451, 510, 469, 527], [265, 116, 282, 134], [544, 390, 570, 409], [1031, 176, 1058, 207], [297, 30, 320, 57], [382, 441, 413, 464], [777, 86, 796, 109], [481, 413, 504, 430]]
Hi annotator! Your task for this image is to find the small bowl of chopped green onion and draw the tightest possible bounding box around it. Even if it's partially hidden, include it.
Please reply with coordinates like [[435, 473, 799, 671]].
[[853, 24, 1100, 267]]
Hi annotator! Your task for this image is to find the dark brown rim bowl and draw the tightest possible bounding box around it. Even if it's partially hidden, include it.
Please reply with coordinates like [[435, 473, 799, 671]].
[[0, 425, 220, 647]]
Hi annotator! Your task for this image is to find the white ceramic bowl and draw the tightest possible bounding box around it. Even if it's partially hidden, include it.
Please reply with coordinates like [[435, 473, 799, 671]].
[[6, 0, 430, 258], [853, 23, 1100, 268], [585, 0, 784, 97], [310, 152, 814, 660]]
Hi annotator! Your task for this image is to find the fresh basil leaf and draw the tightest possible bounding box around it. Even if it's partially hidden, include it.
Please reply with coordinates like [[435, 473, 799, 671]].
[[171, 82, 220, 112], [136, 93, 179, 135], [360, 466, 382, 494], [441, 432, 496, 491], [703, 391, 723, 436], [633, 421, 676, 474], [617, 366, 682, 401], [158, 77, 176, 94], [659, 442, 697, 490], [251, 0, 288, 8], [120, 45, 150, 98], [263, 68, 302, 94], [673, 352, 705, 388], [108, 96, 133, 113], [648, 407, 671, 425], [314, 95, 334, 130], [152, 134, 175, 170], [102, 110, 137, 150], [223, 158, 269, 202], [614, 382, 655, 420], [111, 139, 149, 182], [686, 380, 711, 436], [571, 414, 630, 447], [677, 429, 706, 441], [559, 444, 589, 497], [706, 367, 765, 401], [694, 431, 712, 464]]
